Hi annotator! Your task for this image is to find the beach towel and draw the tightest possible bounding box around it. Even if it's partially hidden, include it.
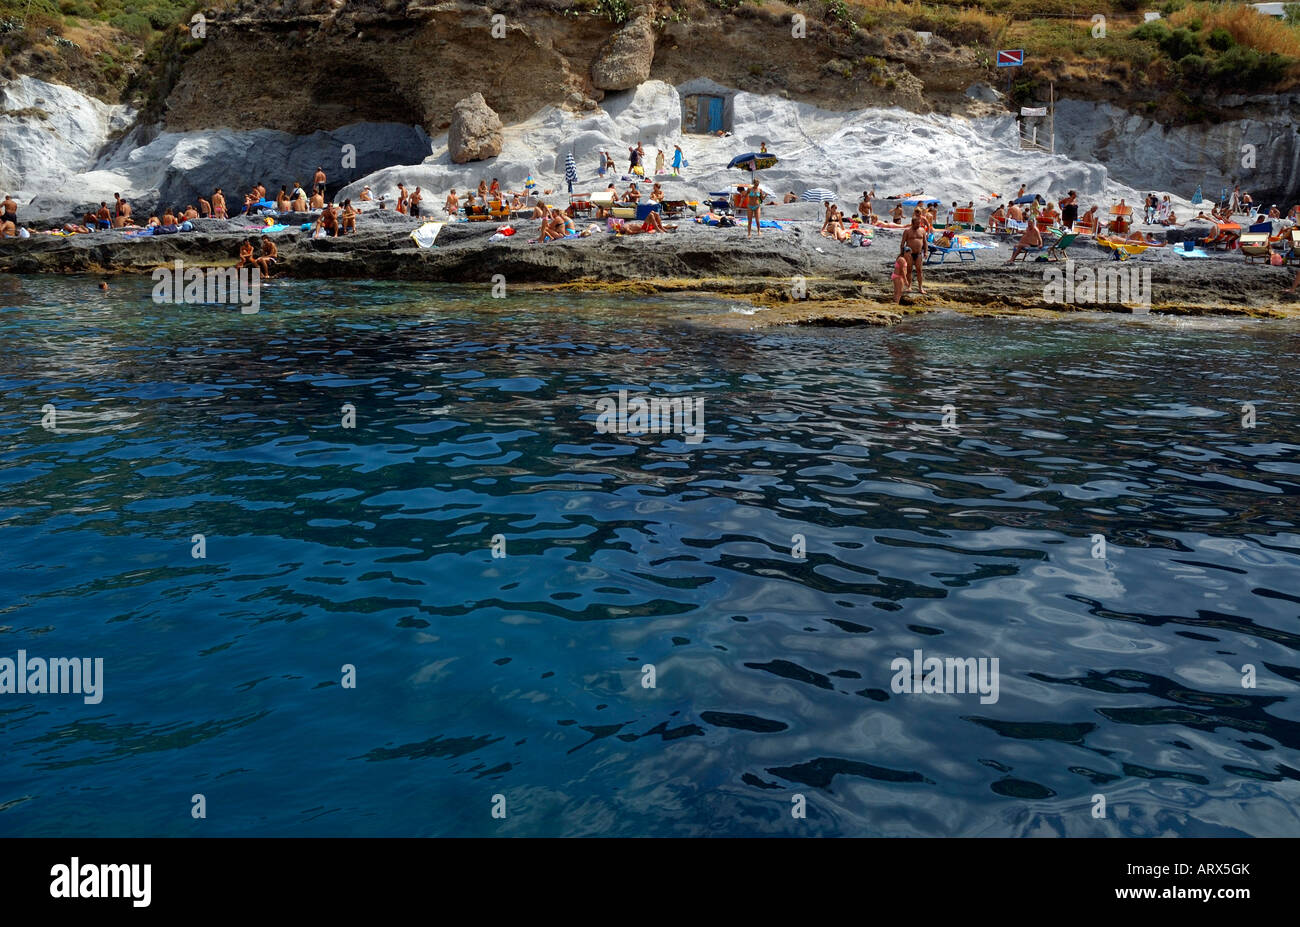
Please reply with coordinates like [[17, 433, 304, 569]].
[[261, 224, 289, 233], [1177, 246, 1209, 259], [757, 219, 783, 230], [410, 222, 443, 249]]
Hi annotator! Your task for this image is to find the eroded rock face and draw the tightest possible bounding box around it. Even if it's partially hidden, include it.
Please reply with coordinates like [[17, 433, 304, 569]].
[[0, 76, 134, 203], [448, 93, 503, 163], [591, 15, 655, 91]]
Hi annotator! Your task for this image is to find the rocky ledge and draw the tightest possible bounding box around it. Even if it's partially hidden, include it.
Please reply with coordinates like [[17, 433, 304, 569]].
[[3, 211, 1298, 324]]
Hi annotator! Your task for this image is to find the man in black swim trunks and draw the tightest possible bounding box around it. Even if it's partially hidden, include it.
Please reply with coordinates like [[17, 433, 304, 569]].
[[0, 194, 18, 237], [900, 215, 928, 295]]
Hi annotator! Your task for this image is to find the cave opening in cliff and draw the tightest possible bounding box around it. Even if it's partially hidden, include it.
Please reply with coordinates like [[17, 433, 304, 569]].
[[307, 65, 423, 132]]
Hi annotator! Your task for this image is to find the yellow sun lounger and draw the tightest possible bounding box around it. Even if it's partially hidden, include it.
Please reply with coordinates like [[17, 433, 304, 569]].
[[1098, 236, 1149, 261]]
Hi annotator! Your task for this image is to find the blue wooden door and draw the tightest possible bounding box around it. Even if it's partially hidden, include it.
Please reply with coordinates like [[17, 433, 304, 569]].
[[706, 97, 723, 134]]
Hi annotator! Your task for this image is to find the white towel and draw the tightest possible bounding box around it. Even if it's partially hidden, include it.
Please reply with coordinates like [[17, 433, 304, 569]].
[[410, 222, 443, 249]]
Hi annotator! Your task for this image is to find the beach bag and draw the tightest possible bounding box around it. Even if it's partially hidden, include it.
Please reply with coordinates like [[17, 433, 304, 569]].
[[1271, 252, 1285, 266]]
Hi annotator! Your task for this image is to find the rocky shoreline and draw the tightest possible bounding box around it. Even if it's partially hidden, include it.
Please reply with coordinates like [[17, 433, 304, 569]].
[[4, 210, 1298, 325]]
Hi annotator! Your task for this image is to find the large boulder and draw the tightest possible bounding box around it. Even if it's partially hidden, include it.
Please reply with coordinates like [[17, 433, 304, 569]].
[[591, 15, 656, 91], [448, 93, 504, 164]]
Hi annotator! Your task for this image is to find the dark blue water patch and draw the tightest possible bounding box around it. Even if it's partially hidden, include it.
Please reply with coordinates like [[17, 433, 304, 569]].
[[0, 276, 1298, 836]]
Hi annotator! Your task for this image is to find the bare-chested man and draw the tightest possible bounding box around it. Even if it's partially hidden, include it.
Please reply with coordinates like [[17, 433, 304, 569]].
[[0, 194, 17, 237], [258, 237, 278, 278], [359, 186, 372, 202], [314, 166, 326, 189], [183, 205, 199, 220], [113, 195, 133, 228], [409, 186, 423, 218], [236, 238, 256, 268], [340, 199, 357, 233], [199, 195, 211, 218], [290, 183, 308, 212], [95, 202, 112, 229], [1006, 222, 1043, 263], [900, 215, 928, 294], [309, 188, 325, 210], [320, 202, 339, 237]]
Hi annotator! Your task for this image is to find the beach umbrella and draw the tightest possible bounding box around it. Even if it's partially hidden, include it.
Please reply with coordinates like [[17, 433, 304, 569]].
[[1011, 193, 1043, 205], [727, 152, 779, 180], [800, 188, 836, 202], [902, 196, 942, 208], [564, 152, 577, 194]]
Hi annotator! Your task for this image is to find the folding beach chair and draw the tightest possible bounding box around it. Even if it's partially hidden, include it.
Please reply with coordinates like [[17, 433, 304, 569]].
[[1238, 232, 1271, 264], [1045, 231, 1078, 262]]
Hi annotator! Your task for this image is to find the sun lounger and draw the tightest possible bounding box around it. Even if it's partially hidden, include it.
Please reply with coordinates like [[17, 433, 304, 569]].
[[927, 241, 977, 263], [1239, 232, 1271, 263], [1098, 236, 1150, 260]]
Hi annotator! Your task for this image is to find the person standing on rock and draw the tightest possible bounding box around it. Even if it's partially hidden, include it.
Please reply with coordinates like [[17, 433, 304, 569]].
[[655, 148, 665, 176], [747, 179, 764, 239], [901, 215, 928, 293], [409, 187, 423, 218], [213, 188, 227, 219], [314, 166, 327, 192], [1060, 190, 1078, 230], [445, 189, 459, 216], [598, 150, 609, 178], [628, 143, 643, 175], [672, 144, 684, 176]]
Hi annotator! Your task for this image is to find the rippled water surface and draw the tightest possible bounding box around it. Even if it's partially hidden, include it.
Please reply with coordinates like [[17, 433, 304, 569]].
[[2, 275, 1299, 836]]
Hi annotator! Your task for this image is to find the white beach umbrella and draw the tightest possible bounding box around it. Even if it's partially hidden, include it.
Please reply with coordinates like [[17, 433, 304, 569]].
[[800, 188, 836, 202]]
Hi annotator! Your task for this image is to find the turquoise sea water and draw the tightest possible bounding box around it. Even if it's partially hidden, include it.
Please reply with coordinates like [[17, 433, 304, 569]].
[[2, 275, 1299, 836]]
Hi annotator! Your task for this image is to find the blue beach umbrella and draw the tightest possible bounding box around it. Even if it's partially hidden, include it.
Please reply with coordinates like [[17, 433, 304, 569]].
[[902, 196, 942, 208], [1011, 193, 1043, 205], [728, 152, 779, 179], [800, 188, 836, 202]]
